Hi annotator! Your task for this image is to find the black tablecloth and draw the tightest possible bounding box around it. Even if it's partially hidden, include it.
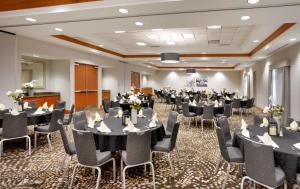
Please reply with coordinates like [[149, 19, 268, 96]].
[[88, 116, 165, 151], [189, 105, 224, 116], [233, 125, 300, 180], [0, 109, 52, 128]]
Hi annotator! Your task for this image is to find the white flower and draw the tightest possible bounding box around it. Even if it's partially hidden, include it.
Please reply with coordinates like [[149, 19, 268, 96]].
[[6, 91, 12, 96], [263, 106, 270, 114], [15, 89, 23, 94]]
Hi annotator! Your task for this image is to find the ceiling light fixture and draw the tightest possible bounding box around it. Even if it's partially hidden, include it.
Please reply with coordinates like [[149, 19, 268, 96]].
[[161, 53, 180, 64], [166, 41, 176, 45], [253, 40, 259, 43], [55, 27, 63, 32], [247, 0, 260, 4], [135, 22, 144, 26], [148, 35, 159, 40], [118, 8, 128, 14], [136, 42, 147, 46], [33, 54, 39, 58], [290, 38, 297, 41], [114, 30, 126, 34], [241, 16, 250, 21], [152, 28, 163, 31], [25, 17, 36, 22], [182, 33, 195, 39], [200, 57, 209, 60], [207, 25, 222, 29], [98, 45, 103, 47], [264, 45, 270, 50]]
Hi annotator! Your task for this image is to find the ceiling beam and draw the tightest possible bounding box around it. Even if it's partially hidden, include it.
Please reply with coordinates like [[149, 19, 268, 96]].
[[145, 63, 239, 70], [0, 0, 99, 12]]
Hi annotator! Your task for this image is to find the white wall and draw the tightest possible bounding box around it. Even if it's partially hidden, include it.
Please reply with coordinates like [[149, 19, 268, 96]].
[[148, 70, 242, 94]]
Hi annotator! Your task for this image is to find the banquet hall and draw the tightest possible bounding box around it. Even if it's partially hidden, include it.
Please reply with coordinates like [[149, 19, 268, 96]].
[[1, 0, 300, 189]]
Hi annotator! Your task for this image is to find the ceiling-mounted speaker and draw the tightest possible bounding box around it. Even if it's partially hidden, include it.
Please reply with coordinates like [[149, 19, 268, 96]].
[[186, 68, 196, 74], [161, 53, 180, 63]]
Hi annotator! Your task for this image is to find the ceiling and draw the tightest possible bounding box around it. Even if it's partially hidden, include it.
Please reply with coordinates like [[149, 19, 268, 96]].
[[1, 0, 300, 70]]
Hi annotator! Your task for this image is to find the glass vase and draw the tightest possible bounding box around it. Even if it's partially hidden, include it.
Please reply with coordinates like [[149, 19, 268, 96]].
[[131, 109, 137, 124], [274, 116, 283, 137]]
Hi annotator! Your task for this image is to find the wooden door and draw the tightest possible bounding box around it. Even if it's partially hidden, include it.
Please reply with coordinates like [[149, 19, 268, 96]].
[[75, 64, 86, 91], [86, 64, 98, 90], [75, 92, 86, 110]]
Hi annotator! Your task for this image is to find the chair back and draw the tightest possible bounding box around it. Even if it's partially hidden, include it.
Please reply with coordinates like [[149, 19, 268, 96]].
[[223, 104, 232, 118], [232, 99, 241, 109], [250, 98, 255, 108], [126, 131, 151, 165], [202, 105, 214, 119], [49, 109, 65, 132], [244, 139, 277, 187], [194, 94, 200, 103], [169, 122, 180, 151], [166, 111, 179, 133], [54, 101, 66, 109], [217, 117, 232, 143], [111, 101, 120, 108], [287, 117, 294, 126], [2, 112, 27, 139], [166, 96, 171, 105], [141, 108, 153, 117], [182, 102, 190, 117], [0, 109, 9, 115], [72, 129, 97, 166], [58, 119, 74, 155], [28, 101, 37, 109], [215, 126, 230, 162], [175, 96, 182, 106], [73, 111, 88, 130], [253, 114, 263, 125], [108, 107, 122, 117], [102, 98, 110, 113], [65, 104, 75, 125], [149, 98, 154, 109]]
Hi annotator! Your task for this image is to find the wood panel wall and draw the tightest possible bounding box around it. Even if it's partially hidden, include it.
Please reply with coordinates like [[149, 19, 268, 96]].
[[23, 95, 60, 107]]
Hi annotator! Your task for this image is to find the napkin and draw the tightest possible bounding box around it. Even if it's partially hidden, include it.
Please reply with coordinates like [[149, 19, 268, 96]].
[[138, 109, 145, 118], [241, 119, 248, 130], [117, 109, 123, 118], [123, 121, 140, 132], [293, 143, 300, 150], [171, 94, 175, 98], [241, 129, 250, 138], [95, 112, 102, 122], [214, 100, 219, 107], [42, 102, 48, 109], [11, 109, 20, 116], [225, 96, 231, 100], [0, 103, 6, 111], [263, 106, 270, 114], [151, 113, 158, 122], [260, 118, 269, 127], [48, 104, 54, 112], [257, 133, 279, 148], [219, 101, 223, 106], [113, 97, 117, 102], [97, 121, 111, 133], [290, 121, 299, 131], [149, 120, 157, 128], [23, 102, 31, 110], [33, 107, 45, 115], [88, 118, 95, 128]]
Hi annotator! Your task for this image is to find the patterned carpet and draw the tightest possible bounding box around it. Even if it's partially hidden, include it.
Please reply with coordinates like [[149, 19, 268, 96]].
[[0, 102, 290, 189]]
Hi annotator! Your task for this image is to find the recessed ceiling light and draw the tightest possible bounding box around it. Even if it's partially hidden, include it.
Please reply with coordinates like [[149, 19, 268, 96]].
[[135, 22, 144, 26], [118, 8, 128, 14], [222, 59, 226, 63], [247, 0, 260, 4], [166, 41, 176, 45], [253, 40, 259, 43], [264, 45, 270, 50], [55, 27, 63, 32], [25, 17, 36, 22], [202, 52, 206, 54], [114, 30, 126, 34], [136, 42, 147, 46], [90, 49, 99, 53], [148, 35, 159, 40], [200, 57, 209, 60], [98, 44, 103, 47], [290, 38, 297, 41], [182, 33, 195, 39], [33, 54, 39, 58], [241, 16, 250, 21], [207, 25, 222, 29], [152, 28, 163, 31]]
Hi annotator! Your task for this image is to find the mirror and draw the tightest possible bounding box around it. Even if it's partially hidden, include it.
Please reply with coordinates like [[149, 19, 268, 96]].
[[21, 55, 46, 89]]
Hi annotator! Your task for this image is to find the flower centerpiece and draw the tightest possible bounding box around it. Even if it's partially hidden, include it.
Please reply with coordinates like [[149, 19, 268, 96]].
[[22, 80, 36, 96], [6, 89, 24, 112], [128, 94, 142, 124], [263, 98, 284, 136], [205, 89, 214, 103]]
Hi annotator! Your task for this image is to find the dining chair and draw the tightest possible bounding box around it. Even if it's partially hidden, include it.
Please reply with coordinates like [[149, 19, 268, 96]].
[[63, 104, 75, 128], [253, 114, 264, 125], [57, 119, 76, 182], [242, 98, 255, 116], [54, 101, 66, 109], [28, 100, 37, 109], [165, 111, 179, 138], [149, 97, 155, 109], [73, 111, 88, 130], [240, 139, 287, 189], [141, 107, 153, 117], [102, 98, 110, 117], [201, 105, 215, 132], [165, 95, 172, 111], [152, 122, 180, 177], [232, 99, 241, 116], [182, 102, 197, 129], [34, 108, 65, 151], [108, 107, 122, 117], [121, 131, 155, 189], [214, 125, 244, 189], [293, 174, 300, 189], [111, 101, 120, 108], [217, 117, 232, 147], [70, 128, 116, 189], [0, 112, 31, 157], [175, 96, 183, 113]]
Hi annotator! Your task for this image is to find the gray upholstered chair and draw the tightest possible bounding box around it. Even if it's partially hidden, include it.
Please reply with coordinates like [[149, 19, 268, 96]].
[[293, 174, 300, 189], [108, 107, 122, 117], [0, 112, 31, 157], [73, 111, 88, 130], [63, 104, 75, 127], [241, 98, 255, 116], [102, 98, 110, 117], [54, 101, 66, 109], [182, 102, 197, 129], [217, 117, 232, 147], [217, 104, 232, 119], [165, 111, 179, 138], [232, 98, 241, 116], [70, 128, 116, 189], [28, 101, 37, 109], [34, 108, 65, 151], [121, 131, 155, 189], [175, 96, 183, 113], [201, 105, 215, 132], [149, 98, 155, 109], [241, 139, 287, 189], [111, 101, 120, 108], [253, 114, 264, 125], [141, 107, 153, 117], [214, 125, 244, 189], [57, 119, 76, 181], [152, 122, 180, 177]]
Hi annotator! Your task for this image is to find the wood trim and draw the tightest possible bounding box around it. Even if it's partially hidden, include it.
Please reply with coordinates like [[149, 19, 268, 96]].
[[0, 0, 99, 12], [124, 53, 249, 58], [249, 23, 296, 56], [145, 63, 238, 70]]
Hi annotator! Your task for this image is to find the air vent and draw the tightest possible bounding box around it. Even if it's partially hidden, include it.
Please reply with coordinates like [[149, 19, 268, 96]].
[[186, 68, 196, 74], [208, 40, 220, 45]]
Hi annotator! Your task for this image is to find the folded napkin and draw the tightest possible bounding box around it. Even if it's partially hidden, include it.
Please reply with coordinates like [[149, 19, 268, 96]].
[[219, 101, 223, 106], [0, 103, 6, 111], [23, 102, 31, 110], [95, 112, 102, 122], [88, 118, 95, 128], [241, 129, 250, 138], [260, 118, 269, 127], [33, 107, 45, 115], [138, 109, 145, 118], [241, 119, 248, 130], [42, 102, 48, 109], [293, 143, 300, 150], [123, 121, 140, 132], [151, 113, 158, 122], [97, 121, 111, 133], [171, 95, 175, 98], [115, 109, 123, 118], [263, 106, 270, 114], [257, 133, 279, 148], [113, 97, 117, 102], [11, 109, 20, 116], [225, 96, 231, 100], [48, 104, 54, 112], [290, 121, 299, 131], [149, 120, 157, 128]]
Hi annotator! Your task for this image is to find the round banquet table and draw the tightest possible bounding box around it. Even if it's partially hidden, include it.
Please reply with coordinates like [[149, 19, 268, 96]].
[[87, 116, 166, 152], [189, 104, 224, 116], [0, 109, 52, 128], [233, 125, 300, 180]]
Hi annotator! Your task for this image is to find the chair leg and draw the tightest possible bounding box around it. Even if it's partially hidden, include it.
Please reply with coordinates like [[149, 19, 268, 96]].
[[240, 176, 247, 189], [222, 163, 231, 189], [149, 162, 156, 189], [69, 164, 79, 189], [283, 180, 287, 189], [120, 159, 123, 181], [112, 158, 116, 182], [201, 119, 204, 133], [62, 155, 72, 181], [47, 133, 53, 151], [26, 136, 31, 156], [0, 140, 3, 157], [95, 167, 101, 189], [167, 153, 174, 177], [175, 146, 180, 161], [122, 166, 129, 189], [188, 118, 191, 129], [34, 132, 38, 149], [214, 153, 221, 174]]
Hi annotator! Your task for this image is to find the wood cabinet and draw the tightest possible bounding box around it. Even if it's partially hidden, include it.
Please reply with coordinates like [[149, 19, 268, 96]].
[[23, 95, 60, 107], [142, 87, 153, 96], [74, 63, 99, 109]]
